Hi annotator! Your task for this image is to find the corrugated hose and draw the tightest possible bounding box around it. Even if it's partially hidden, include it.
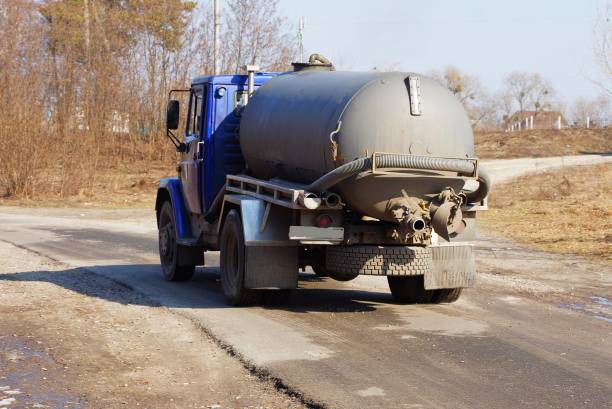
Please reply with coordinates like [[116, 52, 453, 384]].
[[305, 153, 490, 204]]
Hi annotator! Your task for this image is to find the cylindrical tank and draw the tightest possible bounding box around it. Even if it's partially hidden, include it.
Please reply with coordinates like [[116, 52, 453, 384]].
[[240, 70, 474, 220]]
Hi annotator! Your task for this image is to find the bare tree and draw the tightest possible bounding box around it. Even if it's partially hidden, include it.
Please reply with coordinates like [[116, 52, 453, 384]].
[[494, 90, 516, 124], [430, 66, 499, 130], [430, 66, 483, 104], [223, 0, 297, 73], [592, 1, 612, 98], [0, 0, 299, 199], [570, 95, 611, 127], [0, 1, 52, 197], [502, 71, 556, 112]]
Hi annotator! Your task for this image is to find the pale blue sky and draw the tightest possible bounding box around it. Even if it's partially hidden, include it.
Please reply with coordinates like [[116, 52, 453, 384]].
[[277, 0, 608, 102]]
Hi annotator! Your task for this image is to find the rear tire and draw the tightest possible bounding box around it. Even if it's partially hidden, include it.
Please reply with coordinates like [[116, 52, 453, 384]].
[[328, 271, 360, 282], [311, 264, 329, 278], [313, 259, 358, 281], [158, 201, 195, 282], [220, 210, 259, 306], [387, 276, 462, 304]]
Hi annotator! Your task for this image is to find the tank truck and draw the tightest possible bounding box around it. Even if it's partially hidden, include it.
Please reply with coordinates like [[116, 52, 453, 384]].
[[156, 55, 490, 305]]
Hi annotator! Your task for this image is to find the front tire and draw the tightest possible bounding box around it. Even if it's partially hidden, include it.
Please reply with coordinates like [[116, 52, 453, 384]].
[[387, 276, 462, 304], [220, 210, 259, 306], [158, 201, 195, 282]]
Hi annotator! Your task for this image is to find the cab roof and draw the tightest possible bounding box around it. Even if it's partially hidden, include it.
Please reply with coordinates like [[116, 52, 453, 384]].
[[191, 72, 280, 86]]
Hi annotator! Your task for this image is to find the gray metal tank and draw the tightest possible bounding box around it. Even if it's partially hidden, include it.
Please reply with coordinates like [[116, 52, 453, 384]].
[[239, 70, 475, 220]]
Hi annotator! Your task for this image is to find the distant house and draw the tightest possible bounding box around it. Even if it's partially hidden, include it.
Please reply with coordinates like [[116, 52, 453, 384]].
[[505, 110, 567, 132]]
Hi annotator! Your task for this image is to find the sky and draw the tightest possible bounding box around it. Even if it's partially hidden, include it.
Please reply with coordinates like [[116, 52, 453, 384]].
[[276, 0, 609, 103]]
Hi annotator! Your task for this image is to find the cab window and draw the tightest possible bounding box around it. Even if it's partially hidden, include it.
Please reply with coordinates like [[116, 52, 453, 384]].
[[186, 85, 205, 137]]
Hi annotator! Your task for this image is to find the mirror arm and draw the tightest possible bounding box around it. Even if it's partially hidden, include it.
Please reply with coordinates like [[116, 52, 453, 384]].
[[166, 88, 190, 152], [167, 129, 186, 152]]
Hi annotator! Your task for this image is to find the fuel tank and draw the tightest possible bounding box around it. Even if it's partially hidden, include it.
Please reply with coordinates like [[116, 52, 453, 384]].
[[239, 70, 475, 220]]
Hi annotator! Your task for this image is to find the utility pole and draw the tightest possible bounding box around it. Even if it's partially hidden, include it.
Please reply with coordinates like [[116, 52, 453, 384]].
[[214, 0, 221, 75], [298, 16, 305, 63], [83, 0, 91, 66]]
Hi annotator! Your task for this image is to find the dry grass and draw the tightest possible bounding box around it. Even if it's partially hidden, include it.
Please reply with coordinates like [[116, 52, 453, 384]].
[[0, 160, 173, 209], [2, 128, 610, 209], [479, 163, 612, 262], [475, 128, 612, 159]]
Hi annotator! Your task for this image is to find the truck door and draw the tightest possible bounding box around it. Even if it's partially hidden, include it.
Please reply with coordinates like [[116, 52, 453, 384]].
[[202, 85, 247, 210], [180, 84, 206, 215]]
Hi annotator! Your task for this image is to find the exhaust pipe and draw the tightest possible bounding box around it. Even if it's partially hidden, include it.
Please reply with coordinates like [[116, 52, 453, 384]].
[[299, 192, 322, 210], [243, 65, 260, 106]]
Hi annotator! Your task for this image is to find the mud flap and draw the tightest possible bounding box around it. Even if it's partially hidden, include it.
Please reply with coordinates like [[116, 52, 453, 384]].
[[244, 246, 298, 289], [424, 244, 476, 290], [225, 197, 299, 289]]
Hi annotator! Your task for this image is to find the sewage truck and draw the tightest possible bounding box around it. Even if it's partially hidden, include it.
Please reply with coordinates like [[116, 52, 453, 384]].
[[156, 55, 490, 305]]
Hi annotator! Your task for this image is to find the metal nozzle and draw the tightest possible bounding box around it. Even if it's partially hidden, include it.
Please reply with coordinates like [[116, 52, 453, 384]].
[[409, 217, 426, 232], [322, 192, 341, 208]]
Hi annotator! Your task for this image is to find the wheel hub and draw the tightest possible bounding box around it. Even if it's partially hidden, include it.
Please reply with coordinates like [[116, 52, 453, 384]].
[[159, 224, 174, 262]]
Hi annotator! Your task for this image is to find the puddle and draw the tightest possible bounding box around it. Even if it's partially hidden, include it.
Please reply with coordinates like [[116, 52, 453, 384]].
[[592, 296, 612, 307], [0, 397, 16, 406], [559, 295, 612, 323], [0, 336, 83, 408]]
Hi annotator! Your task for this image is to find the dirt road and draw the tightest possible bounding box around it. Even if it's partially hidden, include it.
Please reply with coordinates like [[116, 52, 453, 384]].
[[481, 153, 611, 183], [1, 155, 611, 408]]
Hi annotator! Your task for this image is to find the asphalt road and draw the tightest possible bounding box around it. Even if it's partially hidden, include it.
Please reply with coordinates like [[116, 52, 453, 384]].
[[1, 155, 610, 409]]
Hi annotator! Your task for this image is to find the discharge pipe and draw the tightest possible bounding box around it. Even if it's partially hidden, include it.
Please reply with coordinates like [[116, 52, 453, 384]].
[[243, 65, 260, 106], [409, 217, 426, 232], [464, 168, 490, 204]]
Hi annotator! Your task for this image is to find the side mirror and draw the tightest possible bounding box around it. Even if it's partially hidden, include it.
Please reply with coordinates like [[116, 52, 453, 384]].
[[166, 100, 180, 130]]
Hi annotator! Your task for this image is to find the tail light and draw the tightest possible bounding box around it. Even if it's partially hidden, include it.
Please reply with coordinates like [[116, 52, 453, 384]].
[[315, 214, 333, 228]]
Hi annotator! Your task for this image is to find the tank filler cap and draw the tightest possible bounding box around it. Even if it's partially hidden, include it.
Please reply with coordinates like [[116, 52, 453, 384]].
[[292, 53, 335, 72]]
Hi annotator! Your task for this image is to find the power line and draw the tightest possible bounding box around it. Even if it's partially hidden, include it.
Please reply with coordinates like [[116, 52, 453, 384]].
[[301, 15, 595, 28]]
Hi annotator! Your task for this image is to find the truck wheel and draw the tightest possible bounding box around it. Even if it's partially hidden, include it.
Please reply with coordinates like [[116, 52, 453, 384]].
[[387, 276, 434, 303], [431, 288, 463, 303], [312, 265, 329, 278], [310, 252, 356, 281], [220, 210, 259, 306], [158, 201, 195, 281], [387, 276, 463, 304], [328, 271, 360, 281]]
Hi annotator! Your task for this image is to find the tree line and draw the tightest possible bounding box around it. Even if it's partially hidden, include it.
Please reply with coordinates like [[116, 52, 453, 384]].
[[0, 0, 296, 198], [0, 0, 609, 200], [429, 67, 611, 131]]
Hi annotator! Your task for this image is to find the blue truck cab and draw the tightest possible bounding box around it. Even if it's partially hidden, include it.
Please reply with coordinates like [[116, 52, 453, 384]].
[[160, 72, 277, 215], [156, 71, 284, 290]]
